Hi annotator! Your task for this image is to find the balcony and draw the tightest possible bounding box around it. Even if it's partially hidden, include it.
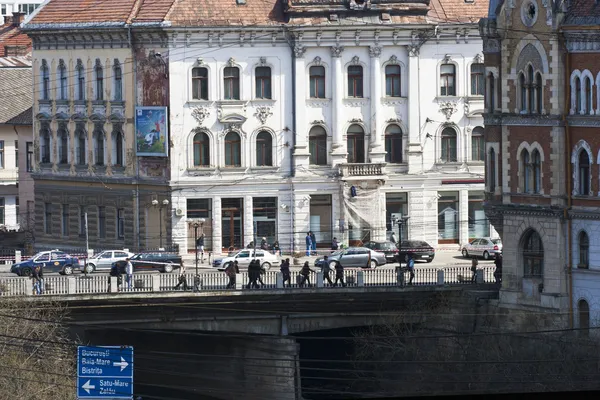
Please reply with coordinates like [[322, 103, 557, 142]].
[[338, 163, 387, 180]]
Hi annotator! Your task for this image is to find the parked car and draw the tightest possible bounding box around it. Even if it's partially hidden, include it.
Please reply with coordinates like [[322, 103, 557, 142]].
[[213, 249, 280, 271], [314, 247, 387, 269], [10, 250, 83, 276], [397, 240, 435, 263], [85, 250, 135, 273], [129, 252, 183, 273], [461, 237, 502, 260], [363, 241, 398, 263]]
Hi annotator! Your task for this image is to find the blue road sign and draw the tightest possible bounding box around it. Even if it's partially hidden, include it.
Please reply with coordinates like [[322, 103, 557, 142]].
[[77, 346, 133, 399]]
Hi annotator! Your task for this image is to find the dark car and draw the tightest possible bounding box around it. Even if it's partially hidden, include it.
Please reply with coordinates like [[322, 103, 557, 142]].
[[10, 250, 83, 276], [129, 252, 182, 273], [363, 241, 398, 263], [397, 240, 435, 263]]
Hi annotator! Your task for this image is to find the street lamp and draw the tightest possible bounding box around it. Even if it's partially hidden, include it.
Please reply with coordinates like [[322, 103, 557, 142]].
[[152, 199, 170, 249], [392, 215, 410, 264], [188, 218, 205, 291]]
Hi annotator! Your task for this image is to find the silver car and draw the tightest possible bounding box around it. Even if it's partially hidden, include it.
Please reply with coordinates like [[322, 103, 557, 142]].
[[461, 237, 502, 260], [314, 247, 386, 269], [86, 250, 135, 272], [213, 249, 281, 271]]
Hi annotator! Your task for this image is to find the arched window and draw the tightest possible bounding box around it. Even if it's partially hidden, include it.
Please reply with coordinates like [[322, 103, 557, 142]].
[[488, 148, 496, 192], [470, 63, 484, 96], [487, 72, 495, 110], [112, 124, 124, 167], [223, 67, 240, 100], [384, 124, 403, 163], [256, 131, 273, 166], [519, 73, 527, 112], [224, 131, 241, 167], [578, 231, 589, 268], [309, 126, 327, 165], [193, 131, 210, 167], [255, 67, 272, 99], [93, 125, 105, 166], [441, 127, 457, 162], [75, 124, 87, 166], [575, 76, 582, 113], [347, 124, 365, 163], [94, 59, 104, 101], [347, 65, 363, 98], [385, 65, 401, 97], [309, 66, 325, 98], [532, 149, 541, 194], [584, 76, 593, 114], [40, 123, 51, 163], [522, 230, 543, 277], [58, 60, 67, 100], [535, 73, 543, 114], [41, 60, 49, 100], [76, 59, 85, 101], [471, 127, 484, 161], [578, 299, 590, 336], [113, 60, 123, 101], [192, 67, 208, 100], [527, 65, 534, 113], [58, 123, 69, 164], [578, 150, 590, 195]]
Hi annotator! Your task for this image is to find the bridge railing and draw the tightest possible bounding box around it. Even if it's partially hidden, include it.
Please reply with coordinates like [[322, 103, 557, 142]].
[[0, 266, 498, 297]]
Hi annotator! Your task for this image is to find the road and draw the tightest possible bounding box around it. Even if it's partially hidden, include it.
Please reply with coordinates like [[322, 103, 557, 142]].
[[0, 249, 493, 277]]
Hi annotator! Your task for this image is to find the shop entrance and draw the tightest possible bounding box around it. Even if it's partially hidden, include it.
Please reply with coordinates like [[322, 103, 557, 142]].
[[222, 198, 243, 250]]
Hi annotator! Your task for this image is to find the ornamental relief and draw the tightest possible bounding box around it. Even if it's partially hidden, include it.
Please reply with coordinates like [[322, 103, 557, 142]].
[[306, 99, 331, 108], [192, 106, 211, 125], [254, 106, 273, 124], [381, 98, 407, 106]]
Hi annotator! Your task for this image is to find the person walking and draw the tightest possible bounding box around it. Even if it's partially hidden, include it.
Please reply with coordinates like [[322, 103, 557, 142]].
[[125, 258, 134, 290], [197, 234, 205, 263], [247, 259, 260, 289], [331, 237, 339, 251], [257, 259, 266, 286], [305, 233, 312, 257], [494, 253, 503, 284], [272, 240, 280, 255], [319, 255, 334, 286], [260, 237, 269, 251], [310, 231, 317, 255], [31, 265, 43, 295], [299, 261, 315, 287], [390, 232, 397, 244], [334, 261, 346, 287], [225, 260, 239, 289], [174, 264, 189, 291], [406, 254, 415, 285], [280, 258, 291, 287], [471, 256, 479, 283]]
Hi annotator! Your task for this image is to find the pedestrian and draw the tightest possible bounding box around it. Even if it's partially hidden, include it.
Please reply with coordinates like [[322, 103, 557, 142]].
[[174, 264, 189, 290], [305, 233, 312, 257], [247, 259, 260, 289], [125, 258, 134, 290], [272, 240, 280, 255], [31, 265, 43, 295], [257, 259, 266, 286], [197, 234, 205, 263], [225, 260, 240, 289], [109, 262, 123, 292], [299, 261, 315, 287], [494, 253, 503, 284], [471, 256, 479, 283], [334, 260, 346, 287], [280, 258, 291, 287], [247, 241, 254, 249], [390, 232, 397, 244], [331, 237, 339, 251], [260, 237, 269, 251], [310, 231, 317, 255], [319, 255, 334, 286], [406, 253, 415, 285]]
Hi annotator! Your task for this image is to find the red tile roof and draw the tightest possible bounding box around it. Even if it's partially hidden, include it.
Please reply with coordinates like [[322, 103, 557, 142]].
[[428, 0, 489, 23], [0, 22, 31, 57], [166, 0, 285, 26]]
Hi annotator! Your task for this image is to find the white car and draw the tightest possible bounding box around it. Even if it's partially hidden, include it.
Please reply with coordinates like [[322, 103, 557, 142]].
[[85, 250, 135, 272], [461, 237, 502, 260], [212, 249, 280, 271]]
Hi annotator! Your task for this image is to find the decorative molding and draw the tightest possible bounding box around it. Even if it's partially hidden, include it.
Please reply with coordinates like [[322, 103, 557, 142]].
[[343, 99, 368, 107], [408, 45, 419, 57], [502, 115, 562, 126], [351, 55, 360, 65], [311, 120, 325, 125], [192, 106, 211, 125], [386, 118, 402, 123], [219, 124, 246, 139], [354, 30, 361, 46], [226, 57, 236, 67], [259, 57, 268, 66], [316, 31, 322, 46], [331, 45, 344, 58], [567, 116, 600, 127], [254, 106, 273, 124], [306, 99, 331, 108], [438, 101, 458, 120], [294, 45, 306, 58], [474, 53, 483, 64], [312, 56, 322, 66], [349, 118, 363, 123], [442, 54, 452, 64], [382, 98, 407, 106], [388, 55, 399, 65]]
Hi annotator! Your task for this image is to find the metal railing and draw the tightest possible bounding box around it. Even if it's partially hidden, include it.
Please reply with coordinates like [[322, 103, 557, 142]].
[[0, 266, 498, 297]]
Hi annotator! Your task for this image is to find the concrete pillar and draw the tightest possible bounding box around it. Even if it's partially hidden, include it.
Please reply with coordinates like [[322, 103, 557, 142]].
[[244, 196, 254, 248], [369, 46, 386, 163], [276, 272, 283, 288], [109, 277, 118, 293], [152, 274, 160, 292], [476, 269, 484, 284], [407, 46, 422, 174], [437, 269, 445, 286], [459, 190, 469, 246], [316, 272, 324, 288], [293, 52, 310, 169], [15, 250, 21, 263], [357, 270, 364, 286], [67, 276, 76, 294], [212, 197, 222, 254]]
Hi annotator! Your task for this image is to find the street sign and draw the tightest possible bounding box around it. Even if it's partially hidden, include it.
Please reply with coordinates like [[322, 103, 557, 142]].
[[77, 346, 134, 399]]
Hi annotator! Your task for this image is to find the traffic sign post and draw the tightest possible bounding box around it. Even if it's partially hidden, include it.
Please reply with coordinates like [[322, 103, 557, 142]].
[[77, 346, 134, 399]]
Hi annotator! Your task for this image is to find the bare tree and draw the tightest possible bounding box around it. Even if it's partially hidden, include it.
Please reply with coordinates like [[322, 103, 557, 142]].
[[0, 298, 77, 400]]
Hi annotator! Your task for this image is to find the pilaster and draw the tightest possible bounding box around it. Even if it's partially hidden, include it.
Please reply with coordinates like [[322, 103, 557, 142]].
[[293, 46, 310, 170], [244, 196, 254, 248], [212, 197, 222, 254], [369, 45, 386, 163], [407, 46, 422, 174], [330, 45, 347, 166]]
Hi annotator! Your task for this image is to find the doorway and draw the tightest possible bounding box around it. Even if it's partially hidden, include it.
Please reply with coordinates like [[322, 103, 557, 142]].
[[221, 198, 243, 250], [309, 195, 333, 248]]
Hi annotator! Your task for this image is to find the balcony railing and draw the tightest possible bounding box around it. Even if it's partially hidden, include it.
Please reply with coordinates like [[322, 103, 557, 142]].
[[339, 163, 386, 177]]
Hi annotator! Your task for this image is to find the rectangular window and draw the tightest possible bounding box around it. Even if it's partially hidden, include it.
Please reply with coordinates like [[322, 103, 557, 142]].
[[0, 140, 3, 168], [1, 5, 6, 15], [468, 192, 490, 238], [62, 204, 69, 237], [186, 198, 211, 219], [471, 134, 484, 161], [0, 198, 4, 225], [77, 68, 85, 101], [309, 136, 327, 165], [470, 64, 484, 96], [79, 205, 86, 236], [253, 197, 277, 244], [192, 67, 208, 100], [309, 66, 325, 98], [98, 206, 106, 238], [347, 66, 363, 98], [117, 208, 125, 239], [15, 197, 19, 225], [96, 73, 104, 101], [14, 140, 18, 168], [114, 65, 123, 101], [44, 203, 52, 235], [255, 67, 272, 99], [440, 64, 456, 96], [386, 193, 408, 241], [223, 67, 240, 100], [385, 65, 401, 97], [437, 192, 459, 243], [26, 142, 33, 172]]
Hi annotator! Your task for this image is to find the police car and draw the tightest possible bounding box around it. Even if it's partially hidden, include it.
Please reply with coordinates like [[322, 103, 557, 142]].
[[10, 249, 83, 276]]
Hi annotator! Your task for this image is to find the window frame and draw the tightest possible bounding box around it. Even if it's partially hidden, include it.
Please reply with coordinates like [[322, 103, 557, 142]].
[[224, 131, 241, 167], [223, 66, 240, 100], [309, 66, 326, 99], [40, 125, 51, 164], [26, 141, 33, 172], [385, 64, 401, 97], [193, 131, 210, 167], [308, 126, 327, 166], [470, 63, 485, 96], [117, 208, 125, 239], [61, 204, 69, 237], [58, 61, 68, 100], [76, 60, 86, 101], [256, 131, 273, 166], [98, 206, 106, 238], [0, 140, 4, 169], [94, 60, 104, 101], [346, 124, 365, 163], [347, 65, 364, 98], [471, 127, 484, 162], [113, 60, 123, 101], [192, 67, 209, 100], [440, 127, 458, 162], [41, 61, 50, 101], [578, 150, 590, 196], [76, 124, 87, 166], [384, 124, 403, 164], [578, 231, 589, 269], [522, 230, 544, 278], [255, 66, 272, 99], [440, 63, 456, 96], [58, 124, 69, 165]]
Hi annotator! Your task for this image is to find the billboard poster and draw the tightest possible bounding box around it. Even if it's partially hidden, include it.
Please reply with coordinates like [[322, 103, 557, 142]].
[[135, 106, 168, 157]]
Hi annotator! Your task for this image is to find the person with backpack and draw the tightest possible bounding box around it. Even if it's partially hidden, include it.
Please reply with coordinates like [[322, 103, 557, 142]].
[[334, 260, 346, 287], [471, 256, 479, 283], [318, 255, 334, 286], [299, 261, 315, 287], [406, 254, 415, 285], [225, 260, 240, 289], [280, 258, 291, 287]]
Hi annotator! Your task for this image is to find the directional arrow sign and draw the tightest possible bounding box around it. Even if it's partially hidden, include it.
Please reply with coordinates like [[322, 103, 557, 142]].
[[77, 346, 133, 399]]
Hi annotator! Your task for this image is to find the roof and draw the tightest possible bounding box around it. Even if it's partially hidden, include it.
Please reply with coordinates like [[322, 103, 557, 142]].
[[427, 0, 489, 23], [0, 55, 31, 67], [0, 21, 31, 56], [563, 0, 600, 25], [26, 0, 175, 27], [0, 68, 33, 125], [166, 0, 285, 26]]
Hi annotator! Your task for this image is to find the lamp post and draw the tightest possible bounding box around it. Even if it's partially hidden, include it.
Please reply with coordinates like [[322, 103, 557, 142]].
[[152, 199, 170, 249], [189, 218, 205, 291], [392, 215, 410, 265]]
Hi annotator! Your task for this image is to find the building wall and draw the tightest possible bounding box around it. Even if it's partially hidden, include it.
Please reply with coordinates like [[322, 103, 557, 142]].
[[16, 124, 33, 231], [0, 124, 19, 229]]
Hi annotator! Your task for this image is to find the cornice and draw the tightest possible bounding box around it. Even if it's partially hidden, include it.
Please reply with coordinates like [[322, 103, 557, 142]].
[[564, 32, 600, 53], [484, 203, 565, 218], [566, 116, 600, 127], [485, 113, 564, 127]]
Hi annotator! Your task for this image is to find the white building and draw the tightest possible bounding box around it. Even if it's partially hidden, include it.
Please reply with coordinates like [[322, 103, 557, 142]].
[[167, 0, 492, 255], [0, 1, 41, 17]]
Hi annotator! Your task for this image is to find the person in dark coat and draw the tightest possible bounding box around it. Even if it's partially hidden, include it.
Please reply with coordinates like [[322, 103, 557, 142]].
[[334, 261, 346, 287], [318, 255, 334, 286], [309, 231, 317, 255], [272, 240, 280, 255], [225, 260, 240, 289], [247, 259, 261, 289], [280, 258, 291, 287], [260, 237, 269, 250], [305, 233, 312, 257], [494, 253, 503, 284], [299, 261, 315, 287]]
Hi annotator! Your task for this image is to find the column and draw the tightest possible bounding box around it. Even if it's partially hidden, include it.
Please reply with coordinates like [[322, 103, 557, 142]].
[[244, 196, 254, 249], [369, 45, 386, 163], [292, 46, 310, 169], [458, 190, 469, 246], [407, 45, 422, 174], [212, 197, 222, 255], [331, 45, 344, 152]]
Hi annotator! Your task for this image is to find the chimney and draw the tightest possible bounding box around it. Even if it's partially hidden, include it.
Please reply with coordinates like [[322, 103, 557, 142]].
[[3, 16, 11, 25], [12, 12, 25, 26]]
